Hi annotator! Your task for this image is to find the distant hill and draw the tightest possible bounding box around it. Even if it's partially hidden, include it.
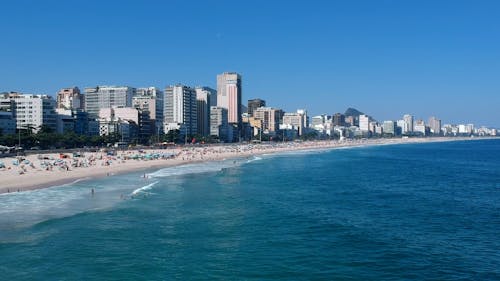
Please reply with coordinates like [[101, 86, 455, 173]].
[[344, 107, 364, 117]]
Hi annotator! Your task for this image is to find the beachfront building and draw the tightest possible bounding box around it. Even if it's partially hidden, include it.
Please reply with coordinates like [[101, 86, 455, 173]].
[[164, 85, 197, 137], [0, 96, 16, 135], [0, 93, 57, 133], [217, 72, 242, 140], [195, 87, 215, 137], [282, 111, 307, 137], [133, 87, 163, 136], [99, 107, 140, 142], [428, 116, 442, 135], [332, 113, 345, 126], [359, 114, 370, 133], [403, 114, 414, 134], [310, 114, 330, 136], [210, 106, 229, 142], [383, 120, 396, 136], [56, 87, 83, 110], [0, 111, 16, 135], [414, 120, 427, 136], [55, 109, 75, 134], [253, 107, 284, 135], [247, 98, 266, 117], [84, 86, 135, 118]]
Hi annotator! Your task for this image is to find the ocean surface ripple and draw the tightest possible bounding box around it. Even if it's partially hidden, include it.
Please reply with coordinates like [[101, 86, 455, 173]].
[[0, 140, 499, 280]]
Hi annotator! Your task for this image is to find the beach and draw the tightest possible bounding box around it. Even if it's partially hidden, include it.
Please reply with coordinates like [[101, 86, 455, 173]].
[[0, 137, 489, 194]]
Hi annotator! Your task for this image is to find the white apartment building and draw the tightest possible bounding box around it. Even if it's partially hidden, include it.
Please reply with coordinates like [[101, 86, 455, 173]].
[[0, 93, 57, 133], [359, 114, 370, 132], [164, 85, 197, 136], [84, 86, 135, 118]]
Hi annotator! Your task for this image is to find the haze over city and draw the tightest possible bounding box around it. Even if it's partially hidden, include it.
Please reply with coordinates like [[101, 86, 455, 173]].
[[1, 0, 499, 127]]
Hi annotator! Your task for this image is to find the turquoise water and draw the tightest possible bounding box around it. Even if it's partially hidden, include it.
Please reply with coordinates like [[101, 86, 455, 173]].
[[0, 140, 499, 280]]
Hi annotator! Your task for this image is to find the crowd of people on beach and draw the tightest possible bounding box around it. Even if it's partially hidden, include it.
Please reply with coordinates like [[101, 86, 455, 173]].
[[1, 137, 438, 194], [0, 139, 388, 177]]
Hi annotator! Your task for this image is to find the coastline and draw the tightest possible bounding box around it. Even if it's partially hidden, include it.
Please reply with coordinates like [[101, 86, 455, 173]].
[[0, 137, 496, 195]]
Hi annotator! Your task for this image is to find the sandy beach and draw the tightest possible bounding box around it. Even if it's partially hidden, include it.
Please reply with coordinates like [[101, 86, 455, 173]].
[[0, 137, 492, 194]]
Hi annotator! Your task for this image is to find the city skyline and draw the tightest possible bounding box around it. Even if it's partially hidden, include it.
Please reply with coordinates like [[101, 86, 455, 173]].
[[1, 1, 499, 127]]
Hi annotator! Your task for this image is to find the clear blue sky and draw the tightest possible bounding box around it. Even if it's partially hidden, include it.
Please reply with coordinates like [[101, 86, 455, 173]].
[[1, 0, 499, 127]]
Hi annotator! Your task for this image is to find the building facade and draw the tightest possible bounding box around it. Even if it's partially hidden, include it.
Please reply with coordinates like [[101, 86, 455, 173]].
[[359, 114, 370, 132], [253, 107, 283, 134], [428, 116, 442, 135], [195, 87, 215, 136], [0, 93, 57, 133], [84, 86, 135, 118], [403, 114, 414, 134], [247, 98, 266, 117], [210, 106, 229, 142], [57, 87, 83, 110], [217, 72, 242, 129], [164, 85, 197, 136]]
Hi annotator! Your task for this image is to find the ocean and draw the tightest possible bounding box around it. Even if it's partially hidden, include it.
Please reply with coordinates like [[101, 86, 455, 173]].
[[0, 139, 499, 280]]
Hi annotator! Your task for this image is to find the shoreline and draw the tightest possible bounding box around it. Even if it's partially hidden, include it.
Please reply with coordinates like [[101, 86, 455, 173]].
[[0, 137, 496, 195]]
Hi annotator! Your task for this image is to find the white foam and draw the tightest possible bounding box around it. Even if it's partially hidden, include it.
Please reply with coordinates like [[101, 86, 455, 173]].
[[131, 181, 158, 195], [246, 156, 262, 163], [146, 159, 242, 178]]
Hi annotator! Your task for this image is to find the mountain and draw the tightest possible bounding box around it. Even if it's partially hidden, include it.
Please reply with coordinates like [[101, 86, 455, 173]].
[[344, 107, 364, 117]]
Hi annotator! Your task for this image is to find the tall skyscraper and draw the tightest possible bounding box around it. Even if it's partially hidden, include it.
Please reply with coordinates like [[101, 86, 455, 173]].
[[195, 87, 216, 136], [217, 72, 242, 132], [57, 87, 83, 110], [164, 85, 197, 136], [84, 86, 135, 118], [247, 98, 266, 117]]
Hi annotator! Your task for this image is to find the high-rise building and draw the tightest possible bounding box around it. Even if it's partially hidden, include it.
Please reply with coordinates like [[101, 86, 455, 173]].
[[133, 87, 163, 136], [84, 86, 135, 118], [210, 106, 229, 142], [297, 109, 309, 129], [247, 99, 266, 117], [217, 72, 242, 130], [428, 116, 442, 135], [359, 114, 370, 132], [414, 119, 427, 135], [383, 120, 396, 136], [0, 93, 56, 133], [332, 113, 345, 126], [253, 107, 284, 134], [164, 85, 197, 136], [195, 87, 215, 136], [282, 109, 307, 136], [57, 87, 83, 110], [403, 114, 414, 134]]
